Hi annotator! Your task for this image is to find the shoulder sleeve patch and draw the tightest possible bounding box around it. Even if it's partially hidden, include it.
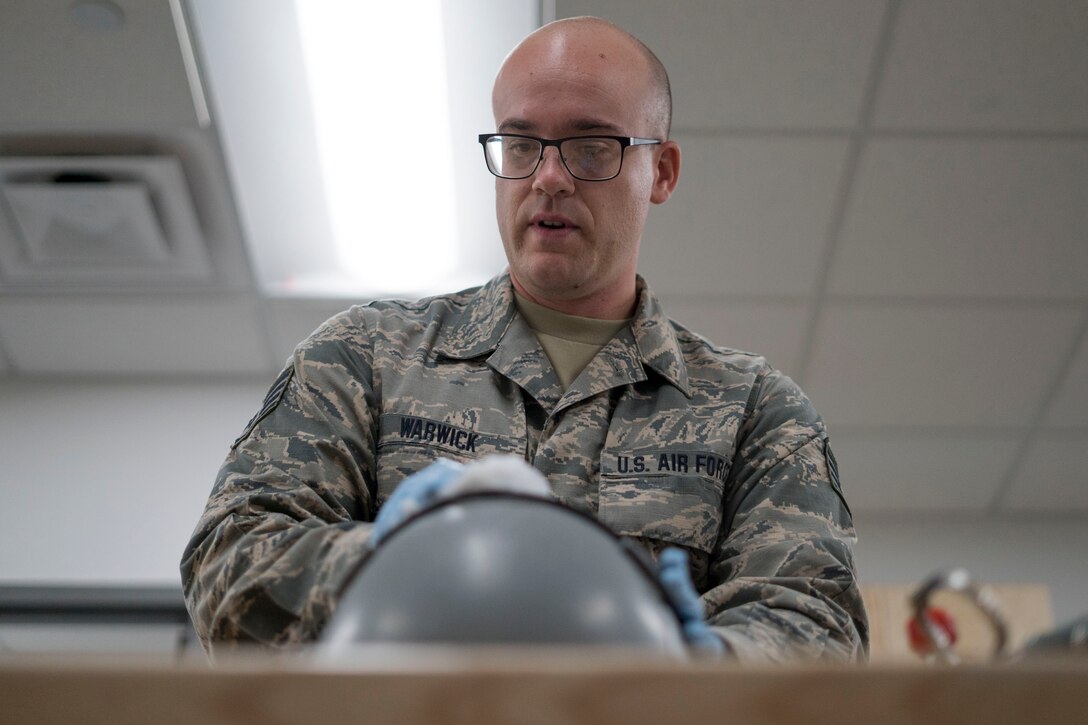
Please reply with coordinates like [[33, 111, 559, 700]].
[[232, 366, 294, 450]]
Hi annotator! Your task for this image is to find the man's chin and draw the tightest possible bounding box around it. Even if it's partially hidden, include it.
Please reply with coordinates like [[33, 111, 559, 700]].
[[515, 263, 590, 301]]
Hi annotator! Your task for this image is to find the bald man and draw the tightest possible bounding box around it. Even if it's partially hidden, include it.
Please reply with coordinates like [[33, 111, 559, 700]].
[[182, 17, 868, 663]]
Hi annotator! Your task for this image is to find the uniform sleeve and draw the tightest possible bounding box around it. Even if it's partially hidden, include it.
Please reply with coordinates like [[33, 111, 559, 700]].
[[704, 369, 870, 663], [179, 312, 379, 653]]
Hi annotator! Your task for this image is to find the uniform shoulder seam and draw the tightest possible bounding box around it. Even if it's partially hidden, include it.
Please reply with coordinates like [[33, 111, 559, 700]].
[[360, 287, 478, 315], [669, 318, 766, 363]]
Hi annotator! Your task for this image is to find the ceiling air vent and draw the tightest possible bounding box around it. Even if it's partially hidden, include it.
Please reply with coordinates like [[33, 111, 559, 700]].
[[0, 155, 211, 288]]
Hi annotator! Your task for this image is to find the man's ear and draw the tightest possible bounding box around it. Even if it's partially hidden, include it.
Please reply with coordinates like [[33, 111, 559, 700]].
[[650, 140, 681, 204]]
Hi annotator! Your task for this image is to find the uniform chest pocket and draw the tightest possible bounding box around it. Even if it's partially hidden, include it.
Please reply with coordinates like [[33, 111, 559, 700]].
[[597, 472, 725, 555], [375, 414, 521, 504]]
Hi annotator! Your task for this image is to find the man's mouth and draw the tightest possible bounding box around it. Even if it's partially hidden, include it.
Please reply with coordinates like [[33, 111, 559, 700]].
[[530, 214, 577, 232]]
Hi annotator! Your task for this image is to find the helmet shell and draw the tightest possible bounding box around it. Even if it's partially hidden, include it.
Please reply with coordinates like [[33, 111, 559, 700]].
[[320, 493, 687, 657]]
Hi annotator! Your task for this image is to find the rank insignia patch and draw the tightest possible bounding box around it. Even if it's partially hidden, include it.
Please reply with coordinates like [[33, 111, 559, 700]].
[[824, 437, 851, 517], [232, 366, 294, 449]]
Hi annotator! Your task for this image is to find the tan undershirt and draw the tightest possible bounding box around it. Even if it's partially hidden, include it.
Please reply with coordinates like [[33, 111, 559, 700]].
[[514, 292, 631, 390]]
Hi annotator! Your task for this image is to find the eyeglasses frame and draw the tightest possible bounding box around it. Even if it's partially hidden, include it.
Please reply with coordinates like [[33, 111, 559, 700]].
[[477, 133, 663, 181]]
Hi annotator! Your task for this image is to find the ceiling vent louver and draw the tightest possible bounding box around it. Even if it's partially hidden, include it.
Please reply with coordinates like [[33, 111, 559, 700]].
[[0, 155, 211, 288]]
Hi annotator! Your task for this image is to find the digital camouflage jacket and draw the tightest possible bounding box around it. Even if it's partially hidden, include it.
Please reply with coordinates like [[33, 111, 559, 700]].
[[181, 274, 869, 662]]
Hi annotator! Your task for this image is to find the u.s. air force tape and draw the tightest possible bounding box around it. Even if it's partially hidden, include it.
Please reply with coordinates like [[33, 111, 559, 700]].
[[232, 366, 294, 449]]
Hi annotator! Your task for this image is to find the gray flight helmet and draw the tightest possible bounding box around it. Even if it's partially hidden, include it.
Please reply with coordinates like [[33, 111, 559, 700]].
[[319, 492, 688, 658]]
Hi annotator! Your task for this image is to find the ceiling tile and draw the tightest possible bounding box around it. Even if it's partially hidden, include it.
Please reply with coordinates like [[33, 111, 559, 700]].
[[828, 138, 1088, 299], [265, 299, 355, 368], [640, 135, 850, 297], [658, 297, 809, 378], [1043, 329, 1088, 429], [874, 0, 1088, 131], [1003, 434, 1088, 511], [0, 296, 272, 376], [0, 1, 200, 132], [831, 431, 1020, 513], [556, 0, 887, 129], [806, 303, 1082, 428]]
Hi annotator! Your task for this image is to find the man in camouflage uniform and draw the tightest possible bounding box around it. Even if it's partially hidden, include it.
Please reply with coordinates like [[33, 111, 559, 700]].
[[181, 16, 868, 662]]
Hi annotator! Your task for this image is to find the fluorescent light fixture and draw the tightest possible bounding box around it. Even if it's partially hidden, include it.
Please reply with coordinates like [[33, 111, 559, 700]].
[[295, 0, 456, 295], [188, 0, 536, 298]]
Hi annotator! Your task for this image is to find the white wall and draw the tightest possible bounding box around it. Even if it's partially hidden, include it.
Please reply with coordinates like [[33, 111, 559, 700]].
[[0, 379, 268, 584], [2, 379, 1085, 627], [855, 517, 1088, 625]]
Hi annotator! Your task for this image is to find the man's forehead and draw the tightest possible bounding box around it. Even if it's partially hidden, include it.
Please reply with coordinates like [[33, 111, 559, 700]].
[[493, 64, 643, 131]]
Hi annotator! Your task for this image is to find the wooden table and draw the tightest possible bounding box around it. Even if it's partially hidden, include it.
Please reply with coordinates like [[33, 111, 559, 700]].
[[2, 648, 1086, 724]]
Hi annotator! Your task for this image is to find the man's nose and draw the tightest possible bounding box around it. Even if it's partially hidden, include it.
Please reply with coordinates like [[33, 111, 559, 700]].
[[531, 147, 575, 196]]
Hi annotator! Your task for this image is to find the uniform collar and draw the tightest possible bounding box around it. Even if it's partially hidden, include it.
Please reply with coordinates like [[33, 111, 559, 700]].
[[433, 274, 518, 360], [630, 276, 691, 397], [435, 273, 691, 397]]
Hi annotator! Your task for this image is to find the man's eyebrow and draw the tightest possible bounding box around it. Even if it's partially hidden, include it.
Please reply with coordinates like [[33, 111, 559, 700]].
[[496, 118, 625, 135], [497, 119, 533, 133], [568, 118, 624, 134]]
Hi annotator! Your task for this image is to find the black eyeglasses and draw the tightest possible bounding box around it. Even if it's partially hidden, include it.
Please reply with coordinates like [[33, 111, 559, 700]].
[[478, 133, 662, 181]]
